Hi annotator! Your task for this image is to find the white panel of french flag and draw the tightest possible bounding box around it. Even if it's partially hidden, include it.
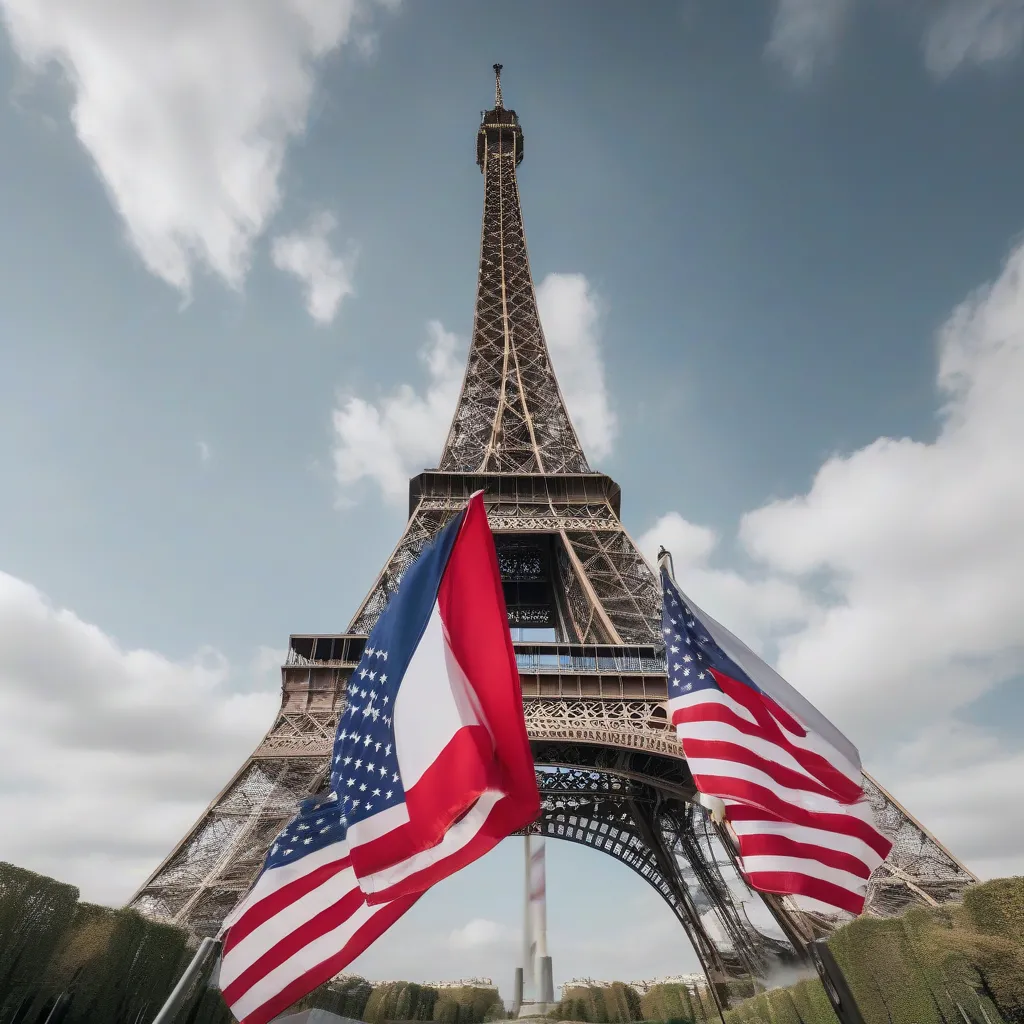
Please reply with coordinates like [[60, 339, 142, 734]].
[[218, 493, 539, 1024]]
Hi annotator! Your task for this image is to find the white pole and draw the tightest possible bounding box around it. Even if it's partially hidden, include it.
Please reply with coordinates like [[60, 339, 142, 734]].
[[523, 833, 534, 999], [531, 839, 548, 960]]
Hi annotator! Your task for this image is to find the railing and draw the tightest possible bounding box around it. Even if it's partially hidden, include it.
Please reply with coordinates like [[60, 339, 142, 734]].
[[285, 638, 665, 676], [513, 642, 663, 676]]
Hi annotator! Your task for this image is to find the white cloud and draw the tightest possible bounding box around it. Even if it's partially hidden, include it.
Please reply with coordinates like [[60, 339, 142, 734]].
[[537, 273, 617, 461], [644, 237, 1024, 876], [448, 918, 516, 951], [272, 211, 356, 324], [248, 644, 286, 691], [0, 0, 389, 294], [636, 512, 814, 656], [765, 0, 1024, 83], [765, 0, 852, 83], [332, 320, 465, 505], [0, 570, 278, 904], [924, 0, 1024, 77], [197, 439, 212, 465], [739, 239, 1024, 735], [331, 273, 615, 505], [875, 722, 1024, 878]]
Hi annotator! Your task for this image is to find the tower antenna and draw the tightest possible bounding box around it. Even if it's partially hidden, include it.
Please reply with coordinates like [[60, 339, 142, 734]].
[[493, 63, 504, 108]]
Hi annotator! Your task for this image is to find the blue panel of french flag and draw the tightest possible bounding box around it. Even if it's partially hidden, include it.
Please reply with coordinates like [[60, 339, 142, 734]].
[[219, 493, 539, 1024]]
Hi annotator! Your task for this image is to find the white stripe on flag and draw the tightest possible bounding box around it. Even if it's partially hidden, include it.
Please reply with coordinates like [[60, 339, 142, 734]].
[[680, 589, 862, 775], [727, 813, 884, 868], [359, 788, 504, 894], [220, 864, 356, 991], [229, 896, 379, 1022], [669, 687, 759, 726], [220, 842, 351, 935], [677, 719, 847, 790], [739, 855, 870, 897], [670, 685, 862, 790], [684, 758, 863, 816]]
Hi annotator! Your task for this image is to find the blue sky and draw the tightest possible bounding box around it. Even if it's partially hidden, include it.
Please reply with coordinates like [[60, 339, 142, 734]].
[[2, 0, 1024, 996]]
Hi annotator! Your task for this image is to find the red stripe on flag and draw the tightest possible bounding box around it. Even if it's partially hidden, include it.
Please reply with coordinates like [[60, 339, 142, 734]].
[[222, 887, 365, 1007], [734, 832, 872, 879], [234, 892, 421, 1024], [704, 670, 863, 802], [365, 792, 532, 905], [694, 774, 893, 860], [222, 855, 353, 954], [681, 737, 851, 803], [742, 870, 867, 916], [671, 700, 862, 805]]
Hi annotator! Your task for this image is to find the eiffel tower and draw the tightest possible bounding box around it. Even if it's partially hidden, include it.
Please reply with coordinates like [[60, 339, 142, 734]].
[[131, 66, 976, 1002]]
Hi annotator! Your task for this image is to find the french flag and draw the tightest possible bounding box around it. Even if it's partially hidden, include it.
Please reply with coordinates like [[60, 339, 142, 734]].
[[218, 493, 539, 1024], [337, 490, 540, 902]]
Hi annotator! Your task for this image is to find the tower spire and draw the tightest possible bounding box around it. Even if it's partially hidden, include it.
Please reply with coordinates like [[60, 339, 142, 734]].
[[440, 66, 589, 475], [493, 62, 504, 108]]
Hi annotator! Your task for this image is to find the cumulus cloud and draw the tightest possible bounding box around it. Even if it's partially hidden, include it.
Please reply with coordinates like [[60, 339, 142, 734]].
[[332, 320, 465, 505], [764, 0, 1024, 83], [644, 238, 1024, 876], [448, 918, 516, 951], [877, 723, 1024, 879], [537, 273, 617, 461], [765, 0, 852, 83], [924, 0, 1024, 77], [636, 512, 814, 656], [331, 273, 615, 505], [739, 240, 1024, 734], [0, 0, 389, 294], [197, 440, 212, 465], [0, 570, 278, 904], [272, 211, 356, 324]]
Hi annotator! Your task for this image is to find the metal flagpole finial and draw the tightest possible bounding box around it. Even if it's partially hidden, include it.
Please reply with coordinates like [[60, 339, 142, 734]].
[[657, 545, 674, 578], [493, 63, 504, 108]]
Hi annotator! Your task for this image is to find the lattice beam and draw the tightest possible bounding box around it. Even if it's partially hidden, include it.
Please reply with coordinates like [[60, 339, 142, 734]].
[[439, 93, 587, 474]]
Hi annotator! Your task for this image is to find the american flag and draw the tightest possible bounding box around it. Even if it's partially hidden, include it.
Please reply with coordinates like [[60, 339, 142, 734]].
[[219, 494, 539, 1024], [660, 567, 892, 916], [218, 800, 420, 1024]]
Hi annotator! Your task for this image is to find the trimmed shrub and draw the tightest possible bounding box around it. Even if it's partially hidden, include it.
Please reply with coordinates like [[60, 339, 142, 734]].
[[0, 862, 80, 1023]]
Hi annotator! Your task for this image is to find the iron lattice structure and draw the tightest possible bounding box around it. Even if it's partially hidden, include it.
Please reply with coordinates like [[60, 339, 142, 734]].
[[131, 66, 976, 996]]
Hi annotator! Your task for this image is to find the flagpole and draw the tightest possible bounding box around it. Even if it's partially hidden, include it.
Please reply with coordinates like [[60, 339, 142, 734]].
[[149, 936, 220, 1024], [523, 833, 534, 1002]]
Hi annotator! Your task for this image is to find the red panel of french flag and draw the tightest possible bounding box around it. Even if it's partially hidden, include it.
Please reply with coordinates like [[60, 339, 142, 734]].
[[218, 493, 539, 1024]]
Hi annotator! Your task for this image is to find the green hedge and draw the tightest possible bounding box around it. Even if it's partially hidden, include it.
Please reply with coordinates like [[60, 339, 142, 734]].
[[0, 857, 510, 1024], [0, 862, 79, 1023], [5, 858, 1023, 1024], [0, 863, 232, 1024], [542, 879, 1024, 1024], [722, 876, 1024, 1024]]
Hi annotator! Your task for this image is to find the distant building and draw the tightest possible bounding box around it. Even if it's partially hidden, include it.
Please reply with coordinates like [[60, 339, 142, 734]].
[[427, 979, 495, 990], [559, 975, 706, 999], [335, 976, 495, 991]]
